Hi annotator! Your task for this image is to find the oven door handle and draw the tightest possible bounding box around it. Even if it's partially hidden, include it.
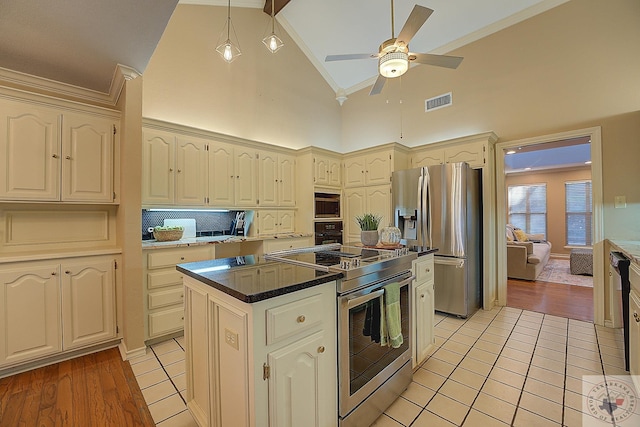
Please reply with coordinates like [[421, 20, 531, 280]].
[[347, 289, 384, 309], [346, 274, 416, 309]]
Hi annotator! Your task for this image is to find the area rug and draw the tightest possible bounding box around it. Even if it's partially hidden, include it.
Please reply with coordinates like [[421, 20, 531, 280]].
[[536, 258, 593, 287]]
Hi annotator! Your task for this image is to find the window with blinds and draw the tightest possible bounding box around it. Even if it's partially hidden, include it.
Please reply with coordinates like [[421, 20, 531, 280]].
[[565, 180, 592, 246], [507, 184, 547, 236]]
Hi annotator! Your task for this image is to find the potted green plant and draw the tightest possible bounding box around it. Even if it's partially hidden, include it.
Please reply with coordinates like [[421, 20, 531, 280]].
[[355, 213, 382, 246]]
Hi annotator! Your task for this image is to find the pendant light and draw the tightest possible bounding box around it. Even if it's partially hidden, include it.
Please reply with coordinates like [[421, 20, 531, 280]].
[[262, 0, 284, 53], [216, 0, 241, 63]]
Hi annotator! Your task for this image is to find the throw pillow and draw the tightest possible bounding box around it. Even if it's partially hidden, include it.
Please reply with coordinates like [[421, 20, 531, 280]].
[[513, 229, 529, 242], [505, 224, 515, 241]]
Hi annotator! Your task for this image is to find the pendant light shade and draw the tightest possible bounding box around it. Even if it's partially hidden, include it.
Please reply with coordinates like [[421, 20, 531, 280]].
[[262, 0, 284, 53], [216, 0, 241, 63]]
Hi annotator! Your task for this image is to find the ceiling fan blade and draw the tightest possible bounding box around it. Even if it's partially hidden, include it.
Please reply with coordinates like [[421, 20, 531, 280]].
[[369, 75, 386, 96], [396, 5, 433, 47], [325, 53, 377, 62], [410, 53, 463, 69]]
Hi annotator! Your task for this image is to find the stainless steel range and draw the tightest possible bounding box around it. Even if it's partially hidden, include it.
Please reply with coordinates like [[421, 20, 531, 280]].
[[265, 244, 417, 427]]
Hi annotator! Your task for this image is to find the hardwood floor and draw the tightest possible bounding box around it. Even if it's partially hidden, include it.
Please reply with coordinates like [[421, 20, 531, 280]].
[[0, 347, 154, 427], [507, 277, 594, 322]]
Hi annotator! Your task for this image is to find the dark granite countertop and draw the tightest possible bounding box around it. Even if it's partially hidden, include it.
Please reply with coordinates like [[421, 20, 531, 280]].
[[177, 255, 342, 303], [410, 247, 439, 257]]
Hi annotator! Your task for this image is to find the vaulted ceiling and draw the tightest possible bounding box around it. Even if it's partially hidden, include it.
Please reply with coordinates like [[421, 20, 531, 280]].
[[0, 0, 568, 99]]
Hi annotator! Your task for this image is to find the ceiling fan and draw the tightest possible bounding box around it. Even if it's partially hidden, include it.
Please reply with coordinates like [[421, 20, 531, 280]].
[[325, 0, 464, 95]]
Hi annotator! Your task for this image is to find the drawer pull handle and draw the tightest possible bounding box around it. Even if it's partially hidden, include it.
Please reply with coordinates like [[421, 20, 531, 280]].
[[317, 346, 325, 354], [297, 315, 306, 323]]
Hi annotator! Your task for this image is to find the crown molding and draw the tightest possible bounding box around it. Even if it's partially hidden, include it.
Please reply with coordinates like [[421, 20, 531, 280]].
[[0, 63, 141, 107]]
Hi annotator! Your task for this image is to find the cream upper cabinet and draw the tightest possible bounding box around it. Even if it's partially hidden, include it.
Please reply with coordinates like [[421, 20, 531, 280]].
[[61, 113, 115, 203], [344, 185, 391, 243], [0, 99, 117, 203], [411, 140, 485, 169], [258, 151, 295, 207], [0, 263, 61, 366], [61, 257, 116, 350], [208, 141, 257, 207], [344, 151, 392, 188], [257, 210, 295, 235], [142, 129, 175, 205], [314, 154, 341, 187], [175, 137, 207, 206], [142, 129, 207, 206]]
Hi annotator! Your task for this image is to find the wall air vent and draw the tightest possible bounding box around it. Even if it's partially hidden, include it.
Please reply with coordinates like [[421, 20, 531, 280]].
[[425, 92, 452, 112]]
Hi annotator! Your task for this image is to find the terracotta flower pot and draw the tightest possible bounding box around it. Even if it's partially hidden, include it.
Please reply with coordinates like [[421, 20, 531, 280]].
[[360, 230, 379, 246]]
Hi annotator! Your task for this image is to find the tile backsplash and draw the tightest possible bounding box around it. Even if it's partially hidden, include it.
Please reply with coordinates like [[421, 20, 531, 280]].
[[142, 210, 236, 240]]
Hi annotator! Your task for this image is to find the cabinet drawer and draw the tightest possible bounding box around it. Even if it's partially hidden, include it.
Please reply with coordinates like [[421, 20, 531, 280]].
[[630, 263, 640, 294], [149, 287, 184, 310], [148, 307, 184, 338], [414, 255, 434, 283], [147, 247, 212, 269], [148, 269, 184, 290], [266, 293, 323, 345]]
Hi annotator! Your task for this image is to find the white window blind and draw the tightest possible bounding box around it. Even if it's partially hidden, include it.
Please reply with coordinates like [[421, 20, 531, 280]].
[[565, 180, 592, 246], [507, 184, 547, 236]]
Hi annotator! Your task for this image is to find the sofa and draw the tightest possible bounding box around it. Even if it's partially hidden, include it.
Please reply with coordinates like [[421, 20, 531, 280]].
[[506, 225, 552, 281]]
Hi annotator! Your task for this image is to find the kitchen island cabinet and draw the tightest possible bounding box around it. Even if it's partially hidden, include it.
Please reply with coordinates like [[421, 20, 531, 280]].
[[412, 252, 436, 368], [0, 255, 118, 370], [178, 257, 340, 427]]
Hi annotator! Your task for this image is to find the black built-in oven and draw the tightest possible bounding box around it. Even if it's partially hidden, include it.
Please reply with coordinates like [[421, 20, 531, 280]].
[[315, 192, 341, 218], [315, 221, 343, 245]]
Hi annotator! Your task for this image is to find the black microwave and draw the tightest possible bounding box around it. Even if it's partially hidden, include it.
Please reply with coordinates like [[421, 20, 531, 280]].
[[315, 192, 340, 218]]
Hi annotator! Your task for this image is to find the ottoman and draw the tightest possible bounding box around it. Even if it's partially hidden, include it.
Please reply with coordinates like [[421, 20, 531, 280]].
[[570, 248, 593, 276]]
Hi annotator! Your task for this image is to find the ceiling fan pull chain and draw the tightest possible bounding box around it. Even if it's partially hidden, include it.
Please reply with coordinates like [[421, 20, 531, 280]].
[[390, 0, 395, 38]]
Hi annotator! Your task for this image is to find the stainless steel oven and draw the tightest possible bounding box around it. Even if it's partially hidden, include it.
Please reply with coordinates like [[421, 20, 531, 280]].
[[338, 269, 414, 427]]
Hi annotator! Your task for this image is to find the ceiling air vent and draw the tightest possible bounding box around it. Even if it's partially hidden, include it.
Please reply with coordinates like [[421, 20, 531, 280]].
[[425, 92, 452, 112]]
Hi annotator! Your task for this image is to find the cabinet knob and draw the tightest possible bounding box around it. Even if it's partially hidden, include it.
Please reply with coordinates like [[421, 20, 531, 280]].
[[420, 294, 425, 299], [180, 257, 185, 260], [634, 312, 639, 323], [297, 315, 306, 323], [236, 175, 240, 179], [317, 346, 325, 354], [52, 154, 59, 159], [65, 156, 71, 160], [51, 272, 57, 276], [177, 169, 182, 173], [65, 270, 71, 274], [169, 168, 173, 172], [426, 268, 430, 273]]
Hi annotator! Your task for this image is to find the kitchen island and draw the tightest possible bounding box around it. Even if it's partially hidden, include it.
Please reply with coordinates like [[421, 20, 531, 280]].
[[177, 255, 341, 427]]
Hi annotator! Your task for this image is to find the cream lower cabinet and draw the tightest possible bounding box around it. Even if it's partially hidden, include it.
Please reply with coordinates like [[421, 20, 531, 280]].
[[184, 277, 337, 427], [143, 245, 214, 341], [412, 254, 435, 369], [0, 256, 117, 368]]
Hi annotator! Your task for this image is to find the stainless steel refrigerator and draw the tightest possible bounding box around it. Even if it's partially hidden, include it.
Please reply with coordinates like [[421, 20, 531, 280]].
[[392, 162, 482, 317]]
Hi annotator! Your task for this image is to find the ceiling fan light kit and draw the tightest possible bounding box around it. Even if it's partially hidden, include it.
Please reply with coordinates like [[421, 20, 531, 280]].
[[379, 52, 409, 78], [325, 1, 463, 96], [216, 0, 241, 63]]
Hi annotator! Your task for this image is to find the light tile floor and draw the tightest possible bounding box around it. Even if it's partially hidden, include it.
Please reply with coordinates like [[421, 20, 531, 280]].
[[130, 306, 632, 426]]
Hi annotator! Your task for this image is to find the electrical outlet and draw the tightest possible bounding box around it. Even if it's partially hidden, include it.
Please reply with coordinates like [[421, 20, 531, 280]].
[[224, 328, 239, 350], [614, 195, 627, 209]]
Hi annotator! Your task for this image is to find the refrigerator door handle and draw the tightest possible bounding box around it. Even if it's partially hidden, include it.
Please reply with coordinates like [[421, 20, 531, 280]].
[[418, 172, 426, 247], [423, 167, 432, 248], [435, 257, 466, 268]]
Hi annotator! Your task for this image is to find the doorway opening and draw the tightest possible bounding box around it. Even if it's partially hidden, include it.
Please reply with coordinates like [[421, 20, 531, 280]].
[[495, 127, 604, 323]]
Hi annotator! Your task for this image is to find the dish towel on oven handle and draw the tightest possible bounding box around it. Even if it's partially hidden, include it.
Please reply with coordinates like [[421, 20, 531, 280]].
[[381, 282, 403, 348]]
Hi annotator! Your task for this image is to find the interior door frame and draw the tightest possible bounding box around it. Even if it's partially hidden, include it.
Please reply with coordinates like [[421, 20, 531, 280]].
[[495, 126, 604, 325]]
